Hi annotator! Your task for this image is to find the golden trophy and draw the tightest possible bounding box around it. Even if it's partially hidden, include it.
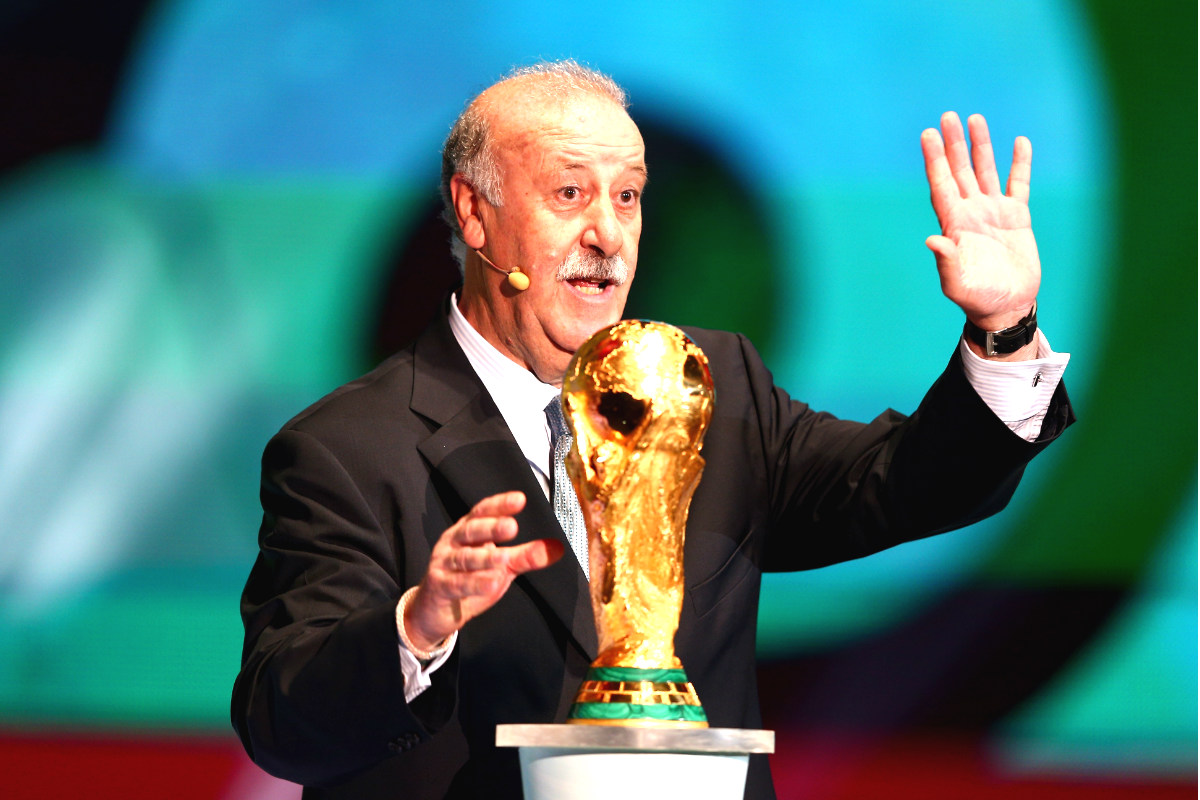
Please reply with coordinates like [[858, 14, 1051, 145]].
[[495, 320, 771, 798], [560, 320, 714, 728]]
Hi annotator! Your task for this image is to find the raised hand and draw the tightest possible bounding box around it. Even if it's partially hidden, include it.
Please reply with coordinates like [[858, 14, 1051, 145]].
[[921, 112, 1040, 346], [402, 491, 564, 651]]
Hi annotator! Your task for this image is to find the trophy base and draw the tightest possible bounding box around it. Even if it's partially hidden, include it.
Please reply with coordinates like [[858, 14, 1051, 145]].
[[567, 666, 707, 727], [497, 723, 774, 800]]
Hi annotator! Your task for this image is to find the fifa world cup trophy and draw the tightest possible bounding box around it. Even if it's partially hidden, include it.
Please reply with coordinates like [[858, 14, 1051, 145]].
[[561, 320, 714, 727]]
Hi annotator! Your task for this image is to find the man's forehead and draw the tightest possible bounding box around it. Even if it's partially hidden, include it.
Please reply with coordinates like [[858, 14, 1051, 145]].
[[512, 135, 646, 185], [543, 152, 648, 178], [493, 102, 643, 168]]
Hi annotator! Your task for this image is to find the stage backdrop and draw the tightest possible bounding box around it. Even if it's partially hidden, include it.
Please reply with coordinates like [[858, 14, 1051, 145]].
[[0, 1, 1194, 798]]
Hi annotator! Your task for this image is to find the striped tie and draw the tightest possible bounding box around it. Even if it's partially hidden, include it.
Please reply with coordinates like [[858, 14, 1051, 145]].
[[545, 398, 589, 579]]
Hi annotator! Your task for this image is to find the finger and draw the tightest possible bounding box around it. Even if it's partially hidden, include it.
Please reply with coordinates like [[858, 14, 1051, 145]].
[[967, 114, 1002, 195], [940, 111, 979, 197], [920, 127, 959, 221], [450, 542, 501, 572], [450, 491, 525, 546], [505, 538, 565, 575], [466, 491, 526, 519], [454, 513, 519, 546], [1006, 135, 1032, 204]]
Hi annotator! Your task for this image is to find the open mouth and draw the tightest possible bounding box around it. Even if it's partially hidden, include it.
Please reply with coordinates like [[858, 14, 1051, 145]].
[[556, 251, 629, 295], [566, 278, 610, 296]]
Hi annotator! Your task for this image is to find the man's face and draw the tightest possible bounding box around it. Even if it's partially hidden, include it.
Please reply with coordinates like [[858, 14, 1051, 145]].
[[458, 90, 647, 385]]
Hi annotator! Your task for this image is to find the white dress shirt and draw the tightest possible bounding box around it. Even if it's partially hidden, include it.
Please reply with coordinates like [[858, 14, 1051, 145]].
[[446, 296, 562, 498]]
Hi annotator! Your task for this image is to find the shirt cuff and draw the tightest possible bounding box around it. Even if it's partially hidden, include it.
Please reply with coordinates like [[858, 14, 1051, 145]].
[[958, 329, 1070, 442], [396, 606, 457, 704]]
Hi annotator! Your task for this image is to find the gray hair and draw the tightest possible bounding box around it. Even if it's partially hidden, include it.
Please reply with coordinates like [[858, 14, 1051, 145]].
[[439, 60, 630, 270]]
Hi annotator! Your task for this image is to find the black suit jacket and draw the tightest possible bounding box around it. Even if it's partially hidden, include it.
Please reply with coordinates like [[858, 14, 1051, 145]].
[[232, 308, 1073, 799]]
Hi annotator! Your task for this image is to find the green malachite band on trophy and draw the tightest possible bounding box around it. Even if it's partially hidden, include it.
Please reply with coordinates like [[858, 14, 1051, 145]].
[[569, 702, 708, 723], [569, 665, 708, 725], [585, 667, 689, 683]]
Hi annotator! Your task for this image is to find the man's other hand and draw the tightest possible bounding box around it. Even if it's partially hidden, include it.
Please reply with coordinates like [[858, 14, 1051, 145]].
[[402, 491, 564, 651]]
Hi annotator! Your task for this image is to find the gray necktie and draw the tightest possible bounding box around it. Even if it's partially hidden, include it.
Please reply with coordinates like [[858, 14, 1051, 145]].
[[545, 398, 589, 579]]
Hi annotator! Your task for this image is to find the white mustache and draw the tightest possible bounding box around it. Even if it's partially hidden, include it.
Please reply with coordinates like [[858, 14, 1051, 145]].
[[555, 251, 630, 286]]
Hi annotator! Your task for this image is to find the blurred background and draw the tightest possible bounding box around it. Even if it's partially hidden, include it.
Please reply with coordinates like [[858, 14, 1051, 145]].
[[0, 1, 1193, 798]]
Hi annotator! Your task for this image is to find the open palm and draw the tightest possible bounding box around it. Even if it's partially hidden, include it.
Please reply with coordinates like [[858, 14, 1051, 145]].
[[922, 112, 1039, 331]]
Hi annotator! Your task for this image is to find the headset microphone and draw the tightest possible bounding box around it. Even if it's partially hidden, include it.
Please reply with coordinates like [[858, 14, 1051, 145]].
[[475, 249, 530, 291]]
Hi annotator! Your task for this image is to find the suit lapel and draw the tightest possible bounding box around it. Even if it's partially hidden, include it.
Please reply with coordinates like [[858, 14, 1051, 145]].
[[411, 308, 597, 660]]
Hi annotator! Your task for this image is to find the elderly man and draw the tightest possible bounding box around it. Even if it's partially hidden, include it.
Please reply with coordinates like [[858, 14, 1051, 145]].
[[232, 61, 1071, 799]]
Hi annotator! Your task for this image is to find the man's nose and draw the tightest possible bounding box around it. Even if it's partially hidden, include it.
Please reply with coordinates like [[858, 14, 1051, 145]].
[[581, 195, 623, 258]]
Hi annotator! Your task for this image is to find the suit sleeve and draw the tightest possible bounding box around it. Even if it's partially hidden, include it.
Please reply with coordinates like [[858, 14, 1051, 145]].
[[231, 428, 456, 786], [725, 333, 1074, 571]]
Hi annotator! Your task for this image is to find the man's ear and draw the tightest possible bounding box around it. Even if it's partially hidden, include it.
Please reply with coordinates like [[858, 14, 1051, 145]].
[[450, 174, 487, 250]]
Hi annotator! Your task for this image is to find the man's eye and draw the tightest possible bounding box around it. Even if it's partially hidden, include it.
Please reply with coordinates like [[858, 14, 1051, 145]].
[[561, 187, 579, 200], [619, 190, 637, 204]]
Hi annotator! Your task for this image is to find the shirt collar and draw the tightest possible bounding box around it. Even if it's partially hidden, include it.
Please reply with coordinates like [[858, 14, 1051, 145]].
[[447, 294, 560, 486]]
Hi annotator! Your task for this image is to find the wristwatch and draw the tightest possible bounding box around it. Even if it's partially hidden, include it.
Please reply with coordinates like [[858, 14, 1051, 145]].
[[963, 303, 1037, 356]]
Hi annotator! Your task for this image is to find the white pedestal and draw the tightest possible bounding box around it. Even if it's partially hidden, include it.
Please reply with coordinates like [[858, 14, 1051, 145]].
[[496, 724, 774, 800]]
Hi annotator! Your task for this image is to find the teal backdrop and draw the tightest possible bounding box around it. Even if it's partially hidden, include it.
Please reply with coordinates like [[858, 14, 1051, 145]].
[[0, 1, 1193, 797]]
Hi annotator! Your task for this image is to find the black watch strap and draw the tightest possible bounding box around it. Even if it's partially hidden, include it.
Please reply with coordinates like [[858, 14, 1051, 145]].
[[963, 303, 1037, 356]]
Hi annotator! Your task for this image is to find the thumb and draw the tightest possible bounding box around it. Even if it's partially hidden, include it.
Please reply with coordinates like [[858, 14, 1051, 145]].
[[506, 538, 565, 575], [926, 234, 963, 299]]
